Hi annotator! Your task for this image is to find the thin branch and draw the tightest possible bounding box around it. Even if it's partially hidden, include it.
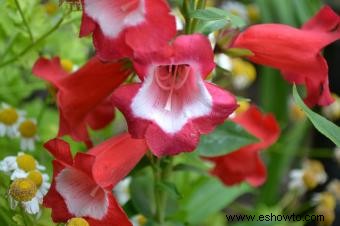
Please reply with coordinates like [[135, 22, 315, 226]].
[[14, 0, 34, 42], [0, 13, 67, 68]]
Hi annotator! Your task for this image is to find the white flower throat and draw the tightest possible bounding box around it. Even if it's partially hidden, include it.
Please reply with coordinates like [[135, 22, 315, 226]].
[[154, 64, 191, 111]]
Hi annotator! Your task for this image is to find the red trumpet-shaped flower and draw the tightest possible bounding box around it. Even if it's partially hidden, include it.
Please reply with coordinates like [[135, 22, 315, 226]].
[[112, 34, 237, 157], [43, 133, 147, 226], [205, 106, 280, 187], [232, 6, 340, 107], [33, 57, 131, 147], [80, 0, 176, 60]]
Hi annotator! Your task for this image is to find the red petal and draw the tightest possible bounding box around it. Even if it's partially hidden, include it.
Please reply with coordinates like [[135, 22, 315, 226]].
[[57, 57, 130, 142], [125, 0, 176, 55], [232, 6, 340, 106], [43, 161, 73, 222], [85, 98, 115, 130], [206, 106, 280, 187], [86, 194, 132, 226], [89, 133, 147, 188], [44, 138, 73, 165], [32, 57, 68, 86]]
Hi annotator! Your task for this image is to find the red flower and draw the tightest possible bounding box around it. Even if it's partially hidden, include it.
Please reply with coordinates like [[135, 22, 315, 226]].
[[33, 57, 131, 147], [80, 0, 176, 60], [232, 6, 340, 107], [112, 34, 237, 157], [205, 106, 280, 187], [43, 133, 147, 226]]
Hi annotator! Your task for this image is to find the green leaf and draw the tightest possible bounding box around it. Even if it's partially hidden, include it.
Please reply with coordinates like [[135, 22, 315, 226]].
[[197, 19, 230, 35], [191, 7, 230, 21], [292, 85, 340, 147], [130, 173, 155, 218], [225, 48, 254, 58], [156, 181, 182, 199], [191, 7, 246, 34], [12, 215, 25, 226], [197, 121, 259, 157], [178, 177, 251, 224]]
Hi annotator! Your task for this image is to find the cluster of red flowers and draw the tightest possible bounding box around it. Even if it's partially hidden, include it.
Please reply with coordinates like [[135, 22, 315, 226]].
[[31, 1, 339, 225]]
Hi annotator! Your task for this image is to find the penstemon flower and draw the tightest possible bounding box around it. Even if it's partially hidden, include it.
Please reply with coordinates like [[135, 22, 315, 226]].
[[205, 105, 280, 187], [112, 34, 237, 156], [43, 133, 147, 225], [232, 6, 340, 107], [33, 56, 130, 147], [80, 0, 176, 60]]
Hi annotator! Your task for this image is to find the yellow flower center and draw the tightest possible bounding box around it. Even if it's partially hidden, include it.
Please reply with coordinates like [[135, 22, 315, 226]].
[[27, 170, 43, 187], [66, 217, 90, 226], [16, 154, 36, 172], [319, 192, 336, 210], [247, 4, 260, 22], [231, 58, 256, 81], [61, 59, 74, 73], [0, 108, 19, 125], [290, 103, 305, 121], [19, 120, 37, 138], [136, 215, 147, 226], [9, 178, 37, 202], [315, 206, 335, 226], [44, 2, 58, 15], [235, 100, 250, 115], [302, 171, 318, 190]]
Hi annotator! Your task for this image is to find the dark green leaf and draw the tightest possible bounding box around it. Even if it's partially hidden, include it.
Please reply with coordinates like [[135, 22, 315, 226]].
[[197, 121, 259, 157], [292, 85, 340, 147]]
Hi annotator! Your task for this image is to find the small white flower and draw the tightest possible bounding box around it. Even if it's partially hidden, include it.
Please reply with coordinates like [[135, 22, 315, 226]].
[[18, 118, 39, 152], [114, 177, 131, 205], [221, 1, 249, 22], [0, 152, 45, 180], [288, 160, 327, 194], [131, 214, 147, 226], [215, 53, 232, 71], [8, 178, 41, 215], [0, 103, 25, 138], [334, 147, 340, 165]]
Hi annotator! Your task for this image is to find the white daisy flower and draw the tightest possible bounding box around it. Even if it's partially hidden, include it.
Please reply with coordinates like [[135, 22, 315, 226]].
[[334, 147, 340, 165], [1, 152, 49, 215], [322, 94, 340, 121], [0, 152, 45, 180], [114, 177, 131, 205], [327, 179, 340, 200], [66, 217, 90, 226], [288, 160, 327, 194], [8, 178, 41, 214], [230, 58, 256, 90], [131, 214, 147, 226], [0, 103, 25, 138], [221, 1, 249, 22], [18, 118, 39, 152]]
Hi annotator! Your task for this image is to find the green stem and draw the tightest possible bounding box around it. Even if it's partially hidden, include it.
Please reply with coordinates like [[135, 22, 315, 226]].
[[151, 156, 173, 225], [0, 11, 69, 69], [14, 0, 34, 42], [190, 0, 206, 33]]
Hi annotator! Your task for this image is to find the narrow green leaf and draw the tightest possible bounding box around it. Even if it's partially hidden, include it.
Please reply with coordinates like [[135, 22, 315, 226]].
[[191, 7, 229, 20], [197, 121, 259, 157], [156, 181, 182, 199], [292, 85, 340, 147]]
